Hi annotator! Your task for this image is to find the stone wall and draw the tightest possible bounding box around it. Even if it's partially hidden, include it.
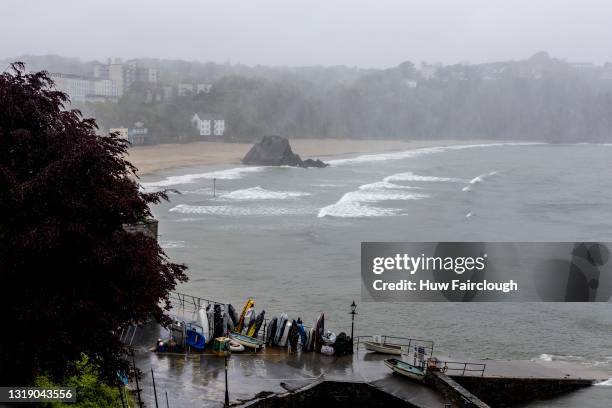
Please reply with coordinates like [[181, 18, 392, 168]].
[[452, 376, 593, 407]]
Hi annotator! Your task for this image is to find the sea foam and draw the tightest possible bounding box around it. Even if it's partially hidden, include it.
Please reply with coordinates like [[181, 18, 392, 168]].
[[384, 172, 465, 183], [170, 204, 311, 217], [220, 186, 310, 200], [318, 186, 428, 218], [140, 166, 265, 191]]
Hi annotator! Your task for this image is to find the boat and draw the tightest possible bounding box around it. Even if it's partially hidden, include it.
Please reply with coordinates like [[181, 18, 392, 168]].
[[185, 324, 206, 350], [363, 340, 404, 355], [230, 332, 264, 350], [384, 358, 426, 381]]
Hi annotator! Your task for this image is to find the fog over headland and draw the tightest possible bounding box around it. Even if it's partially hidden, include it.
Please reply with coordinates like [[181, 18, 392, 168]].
[[2, 0, 612, 67]]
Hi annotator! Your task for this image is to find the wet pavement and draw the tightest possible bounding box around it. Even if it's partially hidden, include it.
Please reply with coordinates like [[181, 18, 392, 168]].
[[128, 322, 609, 407]]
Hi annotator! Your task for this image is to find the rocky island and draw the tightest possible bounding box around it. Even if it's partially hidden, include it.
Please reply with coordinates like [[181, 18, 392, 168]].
[[242, 135, 329, 168]]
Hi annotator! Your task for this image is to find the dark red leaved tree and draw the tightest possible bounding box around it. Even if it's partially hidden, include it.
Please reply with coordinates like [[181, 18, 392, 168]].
[[0, 63, 187, 385]]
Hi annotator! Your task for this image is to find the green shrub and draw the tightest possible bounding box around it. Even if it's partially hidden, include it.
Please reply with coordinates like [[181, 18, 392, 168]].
[[35, 356, 132, 408]]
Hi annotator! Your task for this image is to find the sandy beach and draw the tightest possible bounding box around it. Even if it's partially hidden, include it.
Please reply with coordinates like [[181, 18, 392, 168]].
[[128, 138, 497, 175]]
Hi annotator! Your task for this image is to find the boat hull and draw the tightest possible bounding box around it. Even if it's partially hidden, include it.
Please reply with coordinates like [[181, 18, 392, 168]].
[[230, 333, 263, 350], [363, 341, 403, 355], [384, 358, 425, 381]]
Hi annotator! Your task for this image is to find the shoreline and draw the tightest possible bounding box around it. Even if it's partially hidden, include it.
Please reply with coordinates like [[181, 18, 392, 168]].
[[128, 138, 502, 176]]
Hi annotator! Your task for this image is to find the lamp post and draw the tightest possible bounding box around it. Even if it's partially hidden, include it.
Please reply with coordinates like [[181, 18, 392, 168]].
[[349, 300, 357, 354]]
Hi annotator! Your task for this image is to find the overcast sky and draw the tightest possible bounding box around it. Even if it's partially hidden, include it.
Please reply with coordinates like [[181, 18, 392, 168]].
[[2, 0, 612, 68]]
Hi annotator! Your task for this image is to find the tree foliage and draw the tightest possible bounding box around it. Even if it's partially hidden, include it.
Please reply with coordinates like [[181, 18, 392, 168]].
[[0, 63, 187, 385]]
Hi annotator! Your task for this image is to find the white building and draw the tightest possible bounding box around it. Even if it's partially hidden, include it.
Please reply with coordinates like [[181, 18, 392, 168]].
[[50, 73, 118, 102], [93, 60, 158, 96], [191, 113, 225, 138]]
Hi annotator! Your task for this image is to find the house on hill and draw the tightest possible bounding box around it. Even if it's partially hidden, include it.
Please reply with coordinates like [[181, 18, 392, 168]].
[[191, 113, 225, 140]]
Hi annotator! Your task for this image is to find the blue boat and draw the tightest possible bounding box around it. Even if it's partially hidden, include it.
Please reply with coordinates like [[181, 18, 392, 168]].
[[185, 323, 206, 350]]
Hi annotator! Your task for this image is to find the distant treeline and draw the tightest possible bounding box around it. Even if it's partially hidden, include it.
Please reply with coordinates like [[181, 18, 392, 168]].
[[7, 53, 612, 143]]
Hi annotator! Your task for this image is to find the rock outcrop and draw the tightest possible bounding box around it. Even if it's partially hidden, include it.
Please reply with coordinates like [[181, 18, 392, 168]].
[[242, 135, 328, 168]]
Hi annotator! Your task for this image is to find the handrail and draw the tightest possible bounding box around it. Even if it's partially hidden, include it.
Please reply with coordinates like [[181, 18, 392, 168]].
[[432, 360, 487, 376]]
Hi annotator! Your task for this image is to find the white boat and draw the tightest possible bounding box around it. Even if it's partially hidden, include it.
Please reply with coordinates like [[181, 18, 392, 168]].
[[363, 340, 403, 355], [384, 358, 426, 382], [229, 332, 263, 350]]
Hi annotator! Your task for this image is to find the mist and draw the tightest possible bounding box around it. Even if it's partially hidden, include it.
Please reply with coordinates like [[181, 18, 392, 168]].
[[2, 0, 612, 68]]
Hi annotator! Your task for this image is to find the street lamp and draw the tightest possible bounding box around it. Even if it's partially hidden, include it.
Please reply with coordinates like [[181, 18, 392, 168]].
[[349, 300, 357, 354]]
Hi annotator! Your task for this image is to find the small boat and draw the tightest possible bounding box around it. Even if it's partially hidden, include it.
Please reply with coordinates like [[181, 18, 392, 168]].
[[384, 358, 426, 382], [230, 332, 263, 350], [185, 325, 206, 350], [363, 340, 404, 355]]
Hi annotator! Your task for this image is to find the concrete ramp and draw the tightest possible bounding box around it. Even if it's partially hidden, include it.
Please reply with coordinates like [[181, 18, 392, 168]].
[[426, 371, 490, 408]]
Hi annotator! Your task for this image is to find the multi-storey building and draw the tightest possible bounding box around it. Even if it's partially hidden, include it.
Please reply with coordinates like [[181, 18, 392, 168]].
[[50, 73, 118, 102]]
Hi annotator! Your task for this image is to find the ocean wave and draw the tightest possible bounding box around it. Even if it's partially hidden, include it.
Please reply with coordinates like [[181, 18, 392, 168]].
[[318, 187, 428, 218], [169, 204, 312, 216], [384, 172, 465, 183], [160, 240, 186, 249], [462, 171, 499, 192], [328, 142, 544, 166], [358, 180, 419, 190], [140, 166, 265, 191], [310, 183, 349, 188], [220, 186, 310, 200], [532, 354, 586, 363], [595, 377, 612, 386]]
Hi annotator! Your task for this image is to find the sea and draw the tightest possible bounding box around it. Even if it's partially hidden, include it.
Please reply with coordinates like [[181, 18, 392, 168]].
[[142, 143, 612, 406]]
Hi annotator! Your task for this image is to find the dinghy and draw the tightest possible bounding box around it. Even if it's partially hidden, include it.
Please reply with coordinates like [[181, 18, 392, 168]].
[[363, 338, 404, 355], [185, 324, 206, 351], [384, 358, 426, 382], [230, 332, 264, 350]]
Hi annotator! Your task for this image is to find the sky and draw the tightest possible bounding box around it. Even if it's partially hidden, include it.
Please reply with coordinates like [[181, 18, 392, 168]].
[[2, 0, 612, 68]]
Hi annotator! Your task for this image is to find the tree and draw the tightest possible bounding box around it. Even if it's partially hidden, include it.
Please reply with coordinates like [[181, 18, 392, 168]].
[[0, 63, 187, 385]]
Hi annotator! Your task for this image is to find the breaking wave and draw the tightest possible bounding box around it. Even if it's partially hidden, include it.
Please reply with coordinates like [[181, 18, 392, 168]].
[[318, 186, 428, 218], [462, 171, 499, 192], [532, 354, 586, 363], [140, 166, 265, 191], [595, 378, 612, 386], [384, 172, 465, 183], [220, 186, 310, 200], [328, 143, 543, 166], [169, 204, 312, 216]]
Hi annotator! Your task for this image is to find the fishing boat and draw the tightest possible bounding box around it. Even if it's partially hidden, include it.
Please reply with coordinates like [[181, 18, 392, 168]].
[[230, 332, 264, 350], [384, 358, 426, 382]]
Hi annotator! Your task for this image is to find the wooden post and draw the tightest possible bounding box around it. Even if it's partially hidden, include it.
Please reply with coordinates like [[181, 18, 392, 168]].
[[213, 178, 216, 197]]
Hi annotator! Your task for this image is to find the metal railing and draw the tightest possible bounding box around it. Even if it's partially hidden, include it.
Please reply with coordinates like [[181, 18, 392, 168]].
[[167, 291, 317, 346], [434, 360, 486, 376]]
